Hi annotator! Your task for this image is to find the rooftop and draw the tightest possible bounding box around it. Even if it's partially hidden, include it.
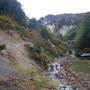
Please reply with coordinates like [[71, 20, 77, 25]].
[[81, 53, 90, 57]]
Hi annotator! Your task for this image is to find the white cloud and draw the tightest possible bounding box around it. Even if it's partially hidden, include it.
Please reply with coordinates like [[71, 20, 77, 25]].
[[18, 0, 90, 19]]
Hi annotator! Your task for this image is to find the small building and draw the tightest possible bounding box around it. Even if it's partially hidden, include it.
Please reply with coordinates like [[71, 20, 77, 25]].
[[80, 53, 90, 60]]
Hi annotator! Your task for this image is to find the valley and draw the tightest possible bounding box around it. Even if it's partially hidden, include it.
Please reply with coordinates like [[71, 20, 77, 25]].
[[0, 0, 90, 90]]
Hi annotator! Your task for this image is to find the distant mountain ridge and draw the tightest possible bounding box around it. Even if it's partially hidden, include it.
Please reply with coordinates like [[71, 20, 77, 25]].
[[40, 13, 85, 34]]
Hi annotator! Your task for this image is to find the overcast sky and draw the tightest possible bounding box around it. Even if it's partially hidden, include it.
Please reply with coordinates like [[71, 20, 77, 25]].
[[18, 0, 90, 19]]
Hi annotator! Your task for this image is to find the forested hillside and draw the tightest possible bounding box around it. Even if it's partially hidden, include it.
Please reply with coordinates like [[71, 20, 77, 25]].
[[0, 0, 67, 89], [27, 18, 67, 69], [75, 12, 90, 55], [63, 12, 90, 55], [0, 0, 26, 26]]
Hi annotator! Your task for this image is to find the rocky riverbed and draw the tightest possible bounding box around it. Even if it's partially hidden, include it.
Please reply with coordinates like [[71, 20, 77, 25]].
[[47, 57, 90, 90], [48, 58, 74, 90]]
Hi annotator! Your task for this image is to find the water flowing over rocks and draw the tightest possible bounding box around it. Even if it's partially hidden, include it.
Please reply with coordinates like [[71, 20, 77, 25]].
[[47, 57, 90, 90], [48, 58, 74, 90]]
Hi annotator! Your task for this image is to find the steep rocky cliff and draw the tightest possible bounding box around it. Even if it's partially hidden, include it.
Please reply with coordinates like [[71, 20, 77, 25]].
[[40, 13, 85, 35]]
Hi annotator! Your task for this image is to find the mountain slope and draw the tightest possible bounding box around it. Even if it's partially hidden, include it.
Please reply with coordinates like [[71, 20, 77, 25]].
[[0, 16, 60, 89], [0, 29, 59, 90], [0, 0, 67, 89], [0, 29, 36, 80], [40, 13, 85, 34]]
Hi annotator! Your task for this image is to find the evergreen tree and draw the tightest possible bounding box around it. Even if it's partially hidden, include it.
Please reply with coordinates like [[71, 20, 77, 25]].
[[75, 12, 90, 54], [0, 0, 26, 26]]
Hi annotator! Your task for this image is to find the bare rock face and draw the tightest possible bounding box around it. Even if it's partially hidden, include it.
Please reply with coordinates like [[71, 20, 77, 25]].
[[0, 30, 37, 81]]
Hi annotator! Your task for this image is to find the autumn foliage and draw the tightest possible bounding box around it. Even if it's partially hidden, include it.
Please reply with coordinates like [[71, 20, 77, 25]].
[[0, 16, 20, 30]]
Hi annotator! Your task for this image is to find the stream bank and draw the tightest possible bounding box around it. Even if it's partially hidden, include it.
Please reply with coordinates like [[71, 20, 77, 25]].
[[48, 57, 74, 90], [47, 56, 90, 90]]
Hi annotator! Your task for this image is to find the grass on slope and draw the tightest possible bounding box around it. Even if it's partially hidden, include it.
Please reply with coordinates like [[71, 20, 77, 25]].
[[72, 58, 90, 74], [63, 27, 78, 41], [15, 63, 59, 89]]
